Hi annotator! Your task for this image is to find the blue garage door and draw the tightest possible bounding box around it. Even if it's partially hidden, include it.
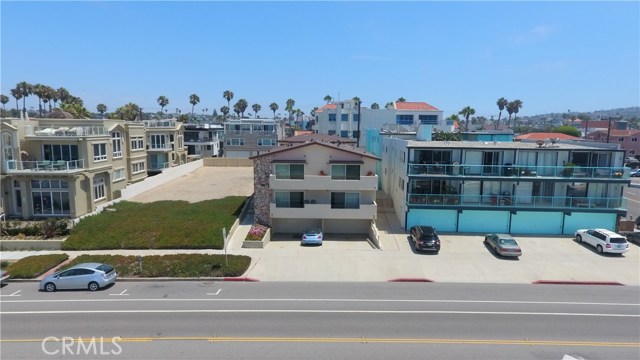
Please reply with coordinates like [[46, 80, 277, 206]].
[[563, 212, 617, 235], [406, 209, 457, 232], [458, 210, 509, 233], [510, 211, 563, 234]]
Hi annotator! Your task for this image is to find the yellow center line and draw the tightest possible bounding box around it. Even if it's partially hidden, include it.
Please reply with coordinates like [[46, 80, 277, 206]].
[[1, 337, 638, 347]]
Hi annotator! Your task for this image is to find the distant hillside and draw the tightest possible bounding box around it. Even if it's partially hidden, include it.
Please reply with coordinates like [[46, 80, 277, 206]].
[[520, 106, 640, 129]]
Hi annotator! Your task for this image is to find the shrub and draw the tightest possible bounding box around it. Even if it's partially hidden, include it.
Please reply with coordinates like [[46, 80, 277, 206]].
[[6, 254, 69, 279], [0, 219, 69, 238], [245, 224, 269, 241], [39, 219, 70, 239]]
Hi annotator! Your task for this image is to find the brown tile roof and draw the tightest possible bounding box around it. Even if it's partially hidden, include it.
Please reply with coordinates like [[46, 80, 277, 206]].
[[250, 139, 379, 160], [394, 101, 439, 111], [315, 104, 337, 113], [589, 129, 640, 136], [515, 132, 580, 140]]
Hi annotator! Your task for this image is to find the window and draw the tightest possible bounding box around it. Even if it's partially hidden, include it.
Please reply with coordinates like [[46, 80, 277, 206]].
[[632, 137, 637, 142], [225, 138, 245, 146], [275, 192, 304, 208], [617, 137, 624, 142], [419, 115, 438, 125], [2, 132, 14, 162], [331, 164, 360, 180], [340, 131, 349, 138], [328, 130, 336, 135], [150, 134, 166, 149], [341, 114, 348, 121], [352, 131, 360, 140], [132, 162, 145, 174], [258, 138, 276, 146], [131, 137, 144, 150], [329, 114, 336, 122], [331, 192, 360, 209], [111, 132, 122, 158], [43, 144, 79, 161], [31, 179, 70, 215], [396, 115, 413, 125], [353, 114, 359, 122], [93, 177, 106, 201], [113, 168, 125, 182], [275, 164, 304, 179], [93, 143, 107, 162]]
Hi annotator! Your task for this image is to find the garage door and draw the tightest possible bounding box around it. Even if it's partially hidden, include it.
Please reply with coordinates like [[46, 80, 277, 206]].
[[510, 211, 563, 234], [458, 210, 509, 233], [563, 212, 616, 235], [406, 209, 457, 232], [272, 218, 321, 234], [324, 219, 369, 234]]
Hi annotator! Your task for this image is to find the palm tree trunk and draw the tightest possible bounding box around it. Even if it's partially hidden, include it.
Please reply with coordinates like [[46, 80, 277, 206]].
[[191, 105, 195, 120], [22, 97, 27, 113], [48, 103, 52, 112], [497, 111, 502, 130], [15, 100, 19, 113]]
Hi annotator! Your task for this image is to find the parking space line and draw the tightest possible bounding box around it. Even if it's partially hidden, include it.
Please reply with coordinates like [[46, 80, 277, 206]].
[[206, 289, 222, 296], [0, 290, 22, 297], [109, 289, 129, 296]]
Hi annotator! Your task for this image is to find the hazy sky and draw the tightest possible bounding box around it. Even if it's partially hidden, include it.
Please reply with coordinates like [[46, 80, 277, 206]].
[[2, 1, 638, 118]]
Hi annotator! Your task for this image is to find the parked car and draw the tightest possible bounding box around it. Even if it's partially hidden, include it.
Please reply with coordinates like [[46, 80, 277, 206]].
[[0, 270, 10, 286], [484, 234, 522, 257], [575, 229, 629, 254], [625, 232, 640, 244], [409, 225, 441, 253], [631, 169, 640, 177], [39, 263, 117, 292], [301, 228, 323, 246]]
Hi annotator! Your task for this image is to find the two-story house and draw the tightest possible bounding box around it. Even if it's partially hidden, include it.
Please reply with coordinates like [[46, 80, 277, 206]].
[[142, 119, 187, 173], [184, 122, 223, 158], [1, 117, 147, 220], [251, 139, 379, 237], [380, 134, 630, 235], [223, 119, 282, 158]]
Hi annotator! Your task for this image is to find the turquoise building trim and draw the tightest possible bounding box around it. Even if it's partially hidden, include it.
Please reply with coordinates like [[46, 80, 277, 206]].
[[511, 211, 563, 234], [562, 212, 616, 235], [407, 209, 457, 232]]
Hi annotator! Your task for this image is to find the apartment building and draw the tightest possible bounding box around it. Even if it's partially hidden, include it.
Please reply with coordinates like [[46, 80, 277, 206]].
[[251, 139, 379, 236], [1, 117, 147, 220], [314, 100, 449, 147], [223, 119, 282, 158], [184, 122, 223, 158], [587, 129, 640, 157], [380, 133, 630, 235], [142, 119, 187, 173]]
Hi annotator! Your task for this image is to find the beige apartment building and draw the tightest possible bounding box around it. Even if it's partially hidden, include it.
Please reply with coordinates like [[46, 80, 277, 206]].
[[251, 138, 379, 236], [143, 119, 187, 173], [1, 117, 147, 220]]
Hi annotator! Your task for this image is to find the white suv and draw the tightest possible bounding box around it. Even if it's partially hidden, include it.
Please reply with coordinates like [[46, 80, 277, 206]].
[[575, 229, 629, 254]]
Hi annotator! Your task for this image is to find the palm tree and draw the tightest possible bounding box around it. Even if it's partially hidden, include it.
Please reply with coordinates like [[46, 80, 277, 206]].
[[10, 88, 22, 114], [157, 96, 169, 117], [324, 95, 332, 104], [269, 102, 278, 119], [352, 96, 361, 106], [32, 83, 45, 117], [232, 103, 241, 118], [397, 97, 406, 102], [113, 103, 140, 121], [310, 107, 318, 117], [56, 87, 70, 105], [220, 105, 229, 119], [285, 98, 295, 122], [252, 103, 261, 118], [385, 102, 394, 109], [458, 106, 476, 131], [370, 103, 380, 110], [97, 104, 107, 119], [42, 86, 55, 113], [16, 81, 32, 114], [505, 103, 515, 129], [496, 97, 508, 130], [1, 94, 9, 113], [223, 90, 234, 117], [510, 99, 523, 128], [235, 99, 248, 118], [189, 94, 200, 121]]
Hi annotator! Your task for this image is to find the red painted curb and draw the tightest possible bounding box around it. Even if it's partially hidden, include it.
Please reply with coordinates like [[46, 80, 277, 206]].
[[533, 280, 624, 286], [223, 277, 260, 282], [388, 278, 434, 283]]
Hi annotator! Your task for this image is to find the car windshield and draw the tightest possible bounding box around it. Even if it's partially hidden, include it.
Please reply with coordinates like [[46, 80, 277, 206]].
[[420, 234, 436, 241], [609, 237, 627, 244], [96, 264, 114, 273], [304, 228, 321, 235], [499, 239, 517, 246]]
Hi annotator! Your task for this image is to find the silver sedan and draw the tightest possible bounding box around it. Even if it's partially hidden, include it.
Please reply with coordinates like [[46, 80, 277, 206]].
[[40, 263, 117, 292], [484, 234, 522, 257]]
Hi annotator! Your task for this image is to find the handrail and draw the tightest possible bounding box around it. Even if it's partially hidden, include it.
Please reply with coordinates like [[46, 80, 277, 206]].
[[407, 193, 626, 209], [408, 163, 630, 179]]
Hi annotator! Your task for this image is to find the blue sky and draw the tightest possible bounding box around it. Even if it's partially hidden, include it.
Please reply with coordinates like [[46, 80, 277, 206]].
[[2, 1, 639, 119]]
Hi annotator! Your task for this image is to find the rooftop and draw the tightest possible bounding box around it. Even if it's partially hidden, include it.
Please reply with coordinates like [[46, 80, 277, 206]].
[[405, 139, 622, 151], [395, 101, 439, 111], [515, 132, 580, 141]]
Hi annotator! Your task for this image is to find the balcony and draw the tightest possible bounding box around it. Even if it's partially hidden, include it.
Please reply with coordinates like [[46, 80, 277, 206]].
[[408, 163, 631, 180], [270, 201, 377, 219], [269, 174, 378, 191], [4, 160, 85, 173], [26, 126, 108, 137], [143, 120, 176, 128], [147, 144, 172, 152], [149, 162, 170, 170], [185, 137, 218, 145], [407, 193, 627, 210]]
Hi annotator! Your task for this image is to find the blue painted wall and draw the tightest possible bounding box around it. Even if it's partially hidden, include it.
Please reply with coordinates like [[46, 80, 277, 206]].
[[562, 212, 617, 235], [458, 210, 509, 233], [407, 209, 458, 232], [511, 211, 563, 234]]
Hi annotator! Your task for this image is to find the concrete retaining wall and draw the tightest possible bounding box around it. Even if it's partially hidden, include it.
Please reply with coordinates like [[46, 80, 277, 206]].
[[369, 221, 381, 249], [203, 158, 253, 167], [242, 228, 271, 249], [0, 239, 64, 251]]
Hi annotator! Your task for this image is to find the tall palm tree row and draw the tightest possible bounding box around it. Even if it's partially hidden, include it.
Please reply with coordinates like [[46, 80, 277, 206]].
[[157, 96, 169, 117], [496, 97, 508, 130], [251, 103, 261, 118], [189, 94, 200, 120], [459, 106, 476, 131], [269, 102, 278, 119]]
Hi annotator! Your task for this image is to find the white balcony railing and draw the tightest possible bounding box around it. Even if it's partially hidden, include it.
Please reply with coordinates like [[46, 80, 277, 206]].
[[4, 159, 85, 172], [269, 174, 378, 191], [149, 162, 170, 170], [270, 202, 376, 220], [26, 126, 108, 137]]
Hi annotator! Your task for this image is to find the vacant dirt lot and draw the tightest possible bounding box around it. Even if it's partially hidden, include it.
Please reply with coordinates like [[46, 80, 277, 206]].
[[131, 166, 254, 203]]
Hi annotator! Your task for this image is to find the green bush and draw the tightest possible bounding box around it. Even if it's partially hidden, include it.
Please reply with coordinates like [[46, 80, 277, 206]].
[[0, 219, 69, 238], [63, 197, 247, 250], [67, 254, 251, 278], [6, 254, 69, 279]]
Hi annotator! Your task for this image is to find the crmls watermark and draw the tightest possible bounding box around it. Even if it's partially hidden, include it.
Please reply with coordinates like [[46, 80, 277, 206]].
[[41, 336, 122, 356]]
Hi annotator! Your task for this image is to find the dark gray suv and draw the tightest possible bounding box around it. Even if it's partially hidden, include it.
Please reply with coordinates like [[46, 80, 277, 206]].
[[410, 226, 441, 253]]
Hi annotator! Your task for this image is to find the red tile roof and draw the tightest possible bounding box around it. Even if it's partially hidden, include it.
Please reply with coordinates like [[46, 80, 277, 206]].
[[315, 104, 337, 112], [394, 101, 439, 111], [515, 132, 580, 141]]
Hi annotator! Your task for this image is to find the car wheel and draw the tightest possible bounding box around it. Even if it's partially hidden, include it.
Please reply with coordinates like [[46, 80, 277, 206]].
[[596, 245, 603, 254], [576, 235, 582, 243], [88, 282, 100, 291], [44, 282, 56, 292]]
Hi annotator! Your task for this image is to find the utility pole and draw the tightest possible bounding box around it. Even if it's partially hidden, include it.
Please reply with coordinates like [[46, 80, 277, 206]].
[[606, 116, 612, 143], [356, 101, 362, 148]]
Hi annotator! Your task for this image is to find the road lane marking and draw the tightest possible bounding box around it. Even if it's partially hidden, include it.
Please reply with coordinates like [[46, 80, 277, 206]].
[[1, 298, 638, 306], [0, 290, 21, 297], [0, 336, 637, 348], [206, 289, 222, 296], [1, 309, 638, 317], [109, 289, 129, 296]]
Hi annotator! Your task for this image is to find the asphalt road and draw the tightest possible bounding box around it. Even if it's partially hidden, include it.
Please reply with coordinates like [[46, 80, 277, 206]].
[[1, 282, 639, 359]]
